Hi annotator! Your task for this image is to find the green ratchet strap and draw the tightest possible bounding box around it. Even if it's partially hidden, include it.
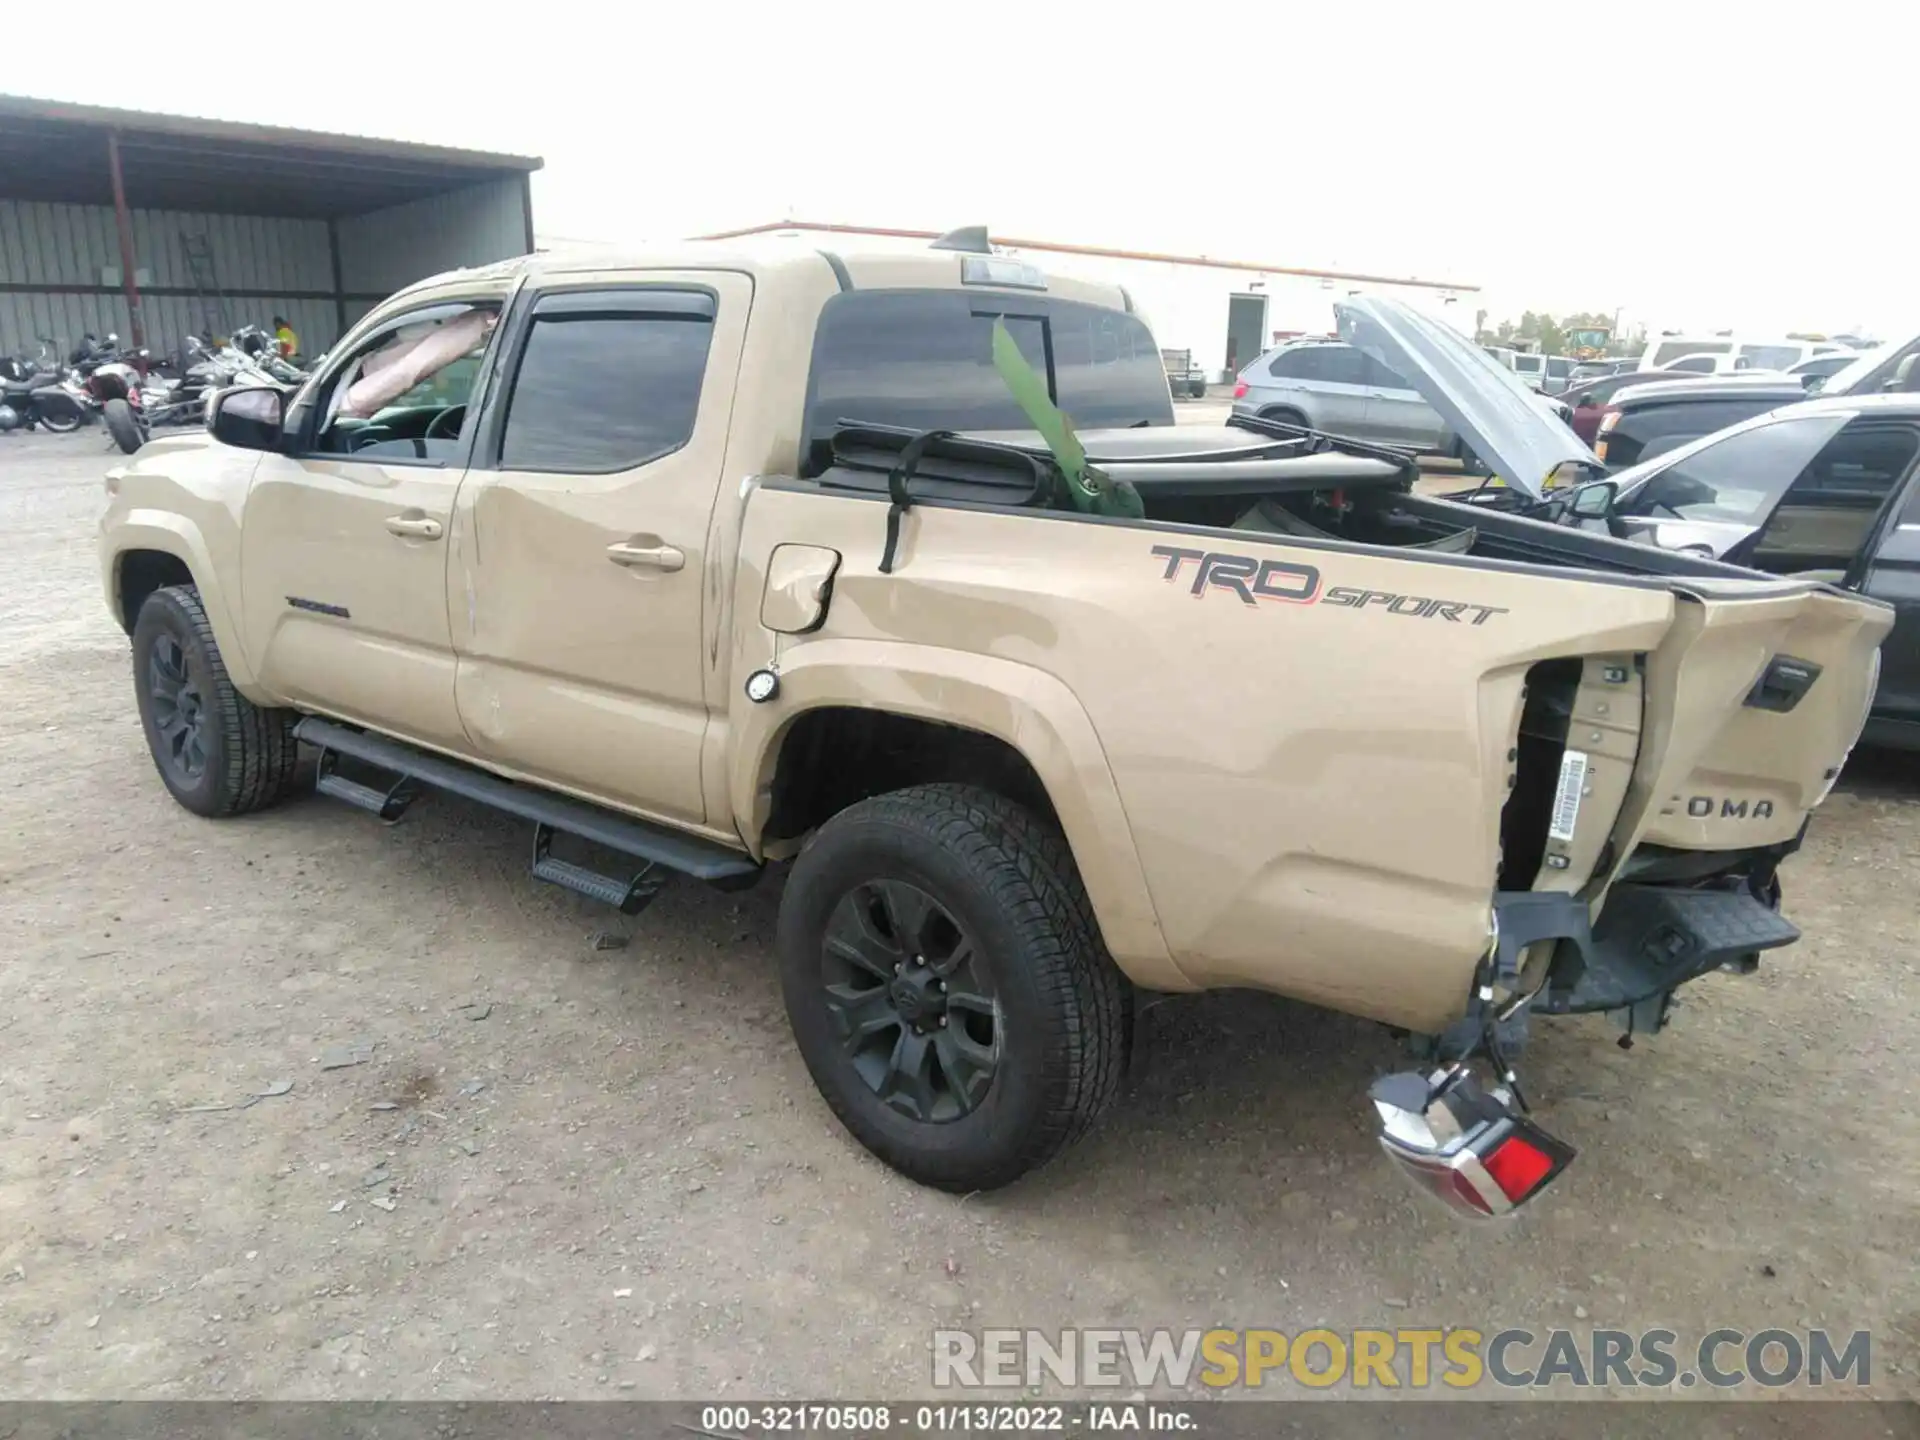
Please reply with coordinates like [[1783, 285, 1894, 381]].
[[990, 318, 1144, 520]]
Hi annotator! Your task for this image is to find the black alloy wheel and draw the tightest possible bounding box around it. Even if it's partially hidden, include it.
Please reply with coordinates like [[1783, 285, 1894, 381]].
[[146, 630, 210, 784], [820, 878, 1002, 1123]]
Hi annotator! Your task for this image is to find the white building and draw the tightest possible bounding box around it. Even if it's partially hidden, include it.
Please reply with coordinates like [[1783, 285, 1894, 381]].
[[681, 221, 1481, 381]]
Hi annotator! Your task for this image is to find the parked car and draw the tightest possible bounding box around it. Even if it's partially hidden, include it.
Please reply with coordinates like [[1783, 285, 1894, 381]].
[[1510, 350, 1549, 392], [96, 240, 1888, 1211], [1786, 352, 1862, 390], [1542, 355, 1574, 395], [1562, 370, 1702, 444], [1592, 373, 1808, 469], [1809, 328, 1920, 398], [1585, 394, 1920, 748], [1232, 339, 1572, 469], [1659, 353, 1780, 376], [1160, 347, 1209, 399], [1568, 358, 1642, 385]]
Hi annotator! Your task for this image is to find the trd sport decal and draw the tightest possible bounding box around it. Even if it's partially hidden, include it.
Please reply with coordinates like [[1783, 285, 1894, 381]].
[[1149, 545, 1508, 625], [1151, 544, 1320, 603]]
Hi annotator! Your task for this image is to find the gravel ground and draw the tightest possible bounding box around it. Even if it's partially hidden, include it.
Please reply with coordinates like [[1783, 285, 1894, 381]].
[[0, 427, 1915, 1403]]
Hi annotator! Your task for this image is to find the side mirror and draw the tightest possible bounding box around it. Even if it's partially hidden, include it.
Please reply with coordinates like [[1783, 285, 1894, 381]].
[[208, 385, 285, 451], [1568, 480, 1618, 520]]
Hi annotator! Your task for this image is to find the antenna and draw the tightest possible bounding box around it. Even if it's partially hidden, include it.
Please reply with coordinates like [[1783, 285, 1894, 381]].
[[930, 225, 993, 254]]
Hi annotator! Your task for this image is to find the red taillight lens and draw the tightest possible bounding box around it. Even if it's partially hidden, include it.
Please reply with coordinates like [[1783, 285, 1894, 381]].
[[1373, 1070, 1576, 1221], [1232, 381, 1248, 399], [1483, 1134, 1556, 1202], [128, 388, 141, 407]]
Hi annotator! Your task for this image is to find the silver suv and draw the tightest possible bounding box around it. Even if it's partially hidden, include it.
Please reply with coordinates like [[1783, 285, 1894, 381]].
[[1232, 339, 1572, 465], [1231, 340, 1460, 456]]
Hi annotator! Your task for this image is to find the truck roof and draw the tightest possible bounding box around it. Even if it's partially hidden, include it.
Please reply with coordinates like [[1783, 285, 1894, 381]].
[[391, 235, 1136, 314]]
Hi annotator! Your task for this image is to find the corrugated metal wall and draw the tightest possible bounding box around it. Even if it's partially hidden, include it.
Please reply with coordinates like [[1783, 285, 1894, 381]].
[[336, 177, 529, 299], [0, 199, 338, 362], [1, 175, 532, 365]]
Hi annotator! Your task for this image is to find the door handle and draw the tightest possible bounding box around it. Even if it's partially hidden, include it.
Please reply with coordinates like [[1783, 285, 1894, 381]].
[[606, 541, 686, 573], [384, 514, 443, 540]]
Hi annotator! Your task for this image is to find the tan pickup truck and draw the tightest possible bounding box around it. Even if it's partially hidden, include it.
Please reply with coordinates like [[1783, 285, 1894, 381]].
[[99, 233, 1892, 1210]]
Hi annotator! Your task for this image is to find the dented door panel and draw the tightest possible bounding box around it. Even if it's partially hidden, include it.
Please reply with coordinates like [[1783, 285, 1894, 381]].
[[448, 270, 754, 828]]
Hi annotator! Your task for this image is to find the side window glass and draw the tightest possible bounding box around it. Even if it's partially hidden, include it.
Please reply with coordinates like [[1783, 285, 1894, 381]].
[[1269, 348, 1321, 381], [499, 301, 714, 473], [310, 303, 501, 459], [1623, 416, 1851, 524], [1901, 476, 1920, 525], [1780, 427, 1919, 509], [1319, 347, 1369, 386]]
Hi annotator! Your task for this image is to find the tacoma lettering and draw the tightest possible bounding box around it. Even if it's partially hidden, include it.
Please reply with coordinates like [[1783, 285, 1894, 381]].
[[1685, 797, 1776, 819]]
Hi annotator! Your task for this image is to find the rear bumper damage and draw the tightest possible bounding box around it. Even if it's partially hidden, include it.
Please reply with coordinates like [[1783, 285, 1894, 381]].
[[1374, 842, 1804, 1220]]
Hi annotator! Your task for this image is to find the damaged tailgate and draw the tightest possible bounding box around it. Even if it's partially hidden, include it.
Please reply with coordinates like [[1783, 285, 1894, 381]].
[[1608, 579, 1890, 860]]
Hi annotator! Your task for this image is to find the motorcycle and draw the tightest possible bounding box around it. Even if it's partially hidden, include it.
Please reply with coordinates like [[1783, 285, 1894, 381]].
[[0, 341, 93, 435], [100, 331, 294, 454]]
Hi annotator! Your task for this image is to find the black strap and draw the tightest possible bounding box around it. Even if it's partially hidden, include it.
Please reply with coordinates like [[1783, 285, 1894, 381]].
[[878, 428, 952, 574]]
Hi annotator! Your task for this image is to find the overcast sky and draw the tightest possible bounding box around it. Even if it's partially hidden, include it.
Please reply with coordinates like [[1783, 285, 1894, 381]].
[[8, 2, 1908, 338]]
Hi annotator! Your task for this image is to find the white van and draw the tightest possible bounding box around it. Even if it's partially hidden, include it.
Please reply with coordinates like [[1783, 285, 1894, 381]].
[[1636, 335, 1849, 372]]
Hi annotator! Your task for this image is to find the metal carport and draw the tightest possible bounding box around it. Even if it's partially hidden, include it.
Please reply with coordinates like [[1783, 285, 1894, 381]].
[[0, 95, 541, 362]]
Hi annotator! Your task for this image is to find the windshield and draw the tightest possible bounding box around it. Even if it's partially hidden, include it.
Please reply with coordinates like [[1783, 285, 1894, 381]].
[[1737, 344, 1802, 371], [1615, 413, 1852, 524], [1818, 332, 1918, 396]]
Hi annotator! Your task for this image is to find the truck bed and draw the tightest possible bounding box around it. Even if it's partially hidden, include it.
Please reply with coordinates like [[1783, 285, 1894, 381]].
[[740, 420, 1891, 1031]]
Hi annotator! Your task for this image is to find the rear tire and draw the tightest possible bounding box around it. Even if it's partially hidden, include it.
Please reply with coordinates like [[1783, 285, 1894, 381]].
[[778, 784, 1130, 1191], [1454, 437, 1490, 477], [36, 406, 81, 434], [104, 398, 144, 454], [1258, 406, 1310, 433], [131, 584, 301, 817]]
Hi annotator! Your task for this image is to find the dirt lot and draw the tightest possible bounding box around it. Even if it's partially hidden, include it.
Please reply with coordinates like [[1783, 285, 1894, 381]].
[[0, 427, 1915, 1402]]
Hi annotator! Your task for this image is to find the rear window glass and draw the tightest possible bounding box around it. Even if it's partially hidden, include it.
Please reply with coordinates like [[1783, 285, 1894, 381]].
[[804, 289, 1173, 445], [1634, 397, 1783, 439], [1738, 345, 1802, 371]]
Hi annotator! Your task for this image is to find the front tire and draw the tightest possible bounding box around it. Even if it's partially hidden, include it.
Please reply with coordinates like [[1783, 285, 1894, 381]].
[[131, 585, 301, 817], [104, 398, 144, 454], [778, 784, 1130, 1191]]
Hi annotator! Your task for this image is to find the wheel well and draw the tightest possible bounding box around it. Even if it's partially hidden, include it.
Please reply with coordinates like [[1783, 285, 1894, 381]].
[[764, 709, 1057, 847], [117, 550, 193, 633]]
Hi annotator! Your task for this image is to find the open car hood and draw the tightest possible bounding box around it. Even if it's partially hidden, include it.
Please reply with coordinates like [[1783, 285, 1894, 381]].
[[1335, 296, 1601, 499]]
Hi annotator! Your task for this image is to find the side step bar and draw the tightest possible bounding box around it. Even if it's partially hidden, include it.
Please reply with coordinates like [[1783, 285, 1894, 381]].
[[295, 719, 760, 911]]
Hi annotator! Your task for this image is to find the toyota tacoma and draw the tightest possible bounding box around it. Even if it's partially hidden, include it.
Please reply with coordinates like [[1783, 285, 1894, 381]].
[[98, 230, 1892, 1212]]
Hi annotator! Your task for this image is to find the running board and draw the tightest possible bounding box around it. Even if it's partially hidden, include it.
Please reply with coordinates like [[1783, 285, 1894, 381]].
[[294, 719, 760, 893]]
